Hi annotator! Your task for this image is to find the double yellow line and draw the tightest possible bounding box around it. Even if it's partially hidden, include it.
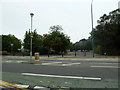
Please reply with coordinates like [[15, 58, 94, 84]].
[[0, 80, 28, 90]]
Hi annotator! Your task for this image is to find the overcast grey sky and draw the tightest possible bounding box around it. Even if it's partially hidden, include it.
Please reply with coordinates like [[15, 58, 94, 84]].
[[0, 0, 119, 43]]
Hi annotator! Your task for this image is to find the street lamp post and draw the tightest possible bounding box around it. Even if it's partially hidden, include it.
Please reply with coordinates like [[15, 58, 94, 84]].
[[91, 0, 94, 57], [30, 13, 34, 62]]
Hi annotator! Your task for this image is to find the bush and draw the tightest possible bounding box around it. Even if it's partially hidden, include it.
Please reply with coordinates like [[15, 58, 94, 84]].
[[94, 45, 101, 54], [2, 51, 10, 55]]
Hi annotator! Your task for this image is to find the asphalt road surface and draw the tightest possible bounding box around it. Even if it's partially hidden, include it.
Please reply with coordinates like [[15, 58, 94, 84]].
[[2, 62, 119, 80], [1, 56, 119, 88]]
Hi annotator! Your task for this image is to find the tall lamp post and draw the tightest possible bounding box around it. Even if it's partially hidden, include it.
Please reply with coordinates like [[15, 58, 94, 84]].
[[91, 0, 94, 57], [30, 13, 34, 61]]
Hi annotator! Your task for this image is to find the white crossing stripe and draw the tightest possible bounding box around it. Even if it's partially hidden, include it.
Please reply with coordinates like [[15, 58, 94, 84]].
[[35, 62, 81, 66], [90, 66, 120, 68], [3, 60, 25, 63], [22, 73, 101, 80], [62, 63, 81, 66], [5, 61, 12, 62], [91, 63, 118, 64], [42, 62, 62, 65]]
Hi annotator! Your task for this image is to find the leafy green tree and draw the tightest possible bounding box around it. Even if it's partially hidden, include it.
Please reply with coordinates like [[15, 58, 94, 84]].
[[70, 38, 92, 52], [43, 25, 71, 56], [2, 34, 21, 54], [23, 30, 45, 55], [86, 37, 92, 50], [93, 9, 120, 55]]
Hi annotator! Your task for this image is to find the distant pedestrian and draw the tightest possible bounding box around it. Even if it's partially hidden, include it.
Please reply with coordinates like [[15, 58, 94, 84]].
[[75, 51, 76, 56], [83, 50, 86, 56]]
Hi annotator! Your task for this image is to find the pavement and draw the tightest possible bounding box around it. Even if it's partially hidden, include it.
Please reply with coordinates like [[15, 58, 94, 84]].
[[1, 55, 119, 65], [2, 54, 119, 60]]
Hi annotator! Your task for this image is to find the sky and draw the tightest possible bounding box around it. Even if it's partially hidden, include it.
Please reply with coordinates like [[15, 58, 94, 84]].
[[0, 0, 119, 43]]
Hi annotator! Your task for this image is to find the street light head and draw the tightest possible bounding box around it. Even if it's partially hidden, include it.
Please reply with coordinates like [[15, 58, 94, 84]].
[[30, 13, 34, 17]]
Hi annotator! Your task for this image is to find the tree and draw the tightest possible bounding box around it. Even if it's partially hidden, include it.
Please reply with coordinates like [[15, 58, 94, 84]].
[[2, 34, 21, 54], [70, 38, 92, 52], [93, 9, 120, 55], [23, 30, 46, 55], [43, 25, 71, 56]]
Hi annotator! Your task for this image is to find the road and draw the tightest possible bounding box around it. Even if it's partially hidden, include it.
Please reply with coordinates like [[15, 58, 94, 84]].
[[2, 62, 119, 79], [1, 56, 119, 89]]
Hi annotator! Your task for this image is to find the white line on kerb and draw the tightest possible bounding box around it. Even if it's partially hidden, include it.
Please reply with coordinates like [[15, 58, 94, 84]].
[[90, 66, 120, 68], [21, 73, 101, 80]]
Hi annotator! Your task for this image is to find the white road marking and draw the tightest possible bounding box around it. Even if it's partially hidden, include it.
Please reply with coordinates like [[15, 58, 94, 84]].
[[34, 86, 49, 89], [91, 63, 118, 64], [35, 62, 80, 66], [62, 64, 73, 66], [15, 84, 29, 88], [41, 62, 62, 65], [62, 63, 81, 66], [34, 64, 41, 65], [16, 61, 25, 63], [21, 73, 101, 80], [3, 60, 24, 63], [5, 61, 12, 62], [90, 66, 120, 68]]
